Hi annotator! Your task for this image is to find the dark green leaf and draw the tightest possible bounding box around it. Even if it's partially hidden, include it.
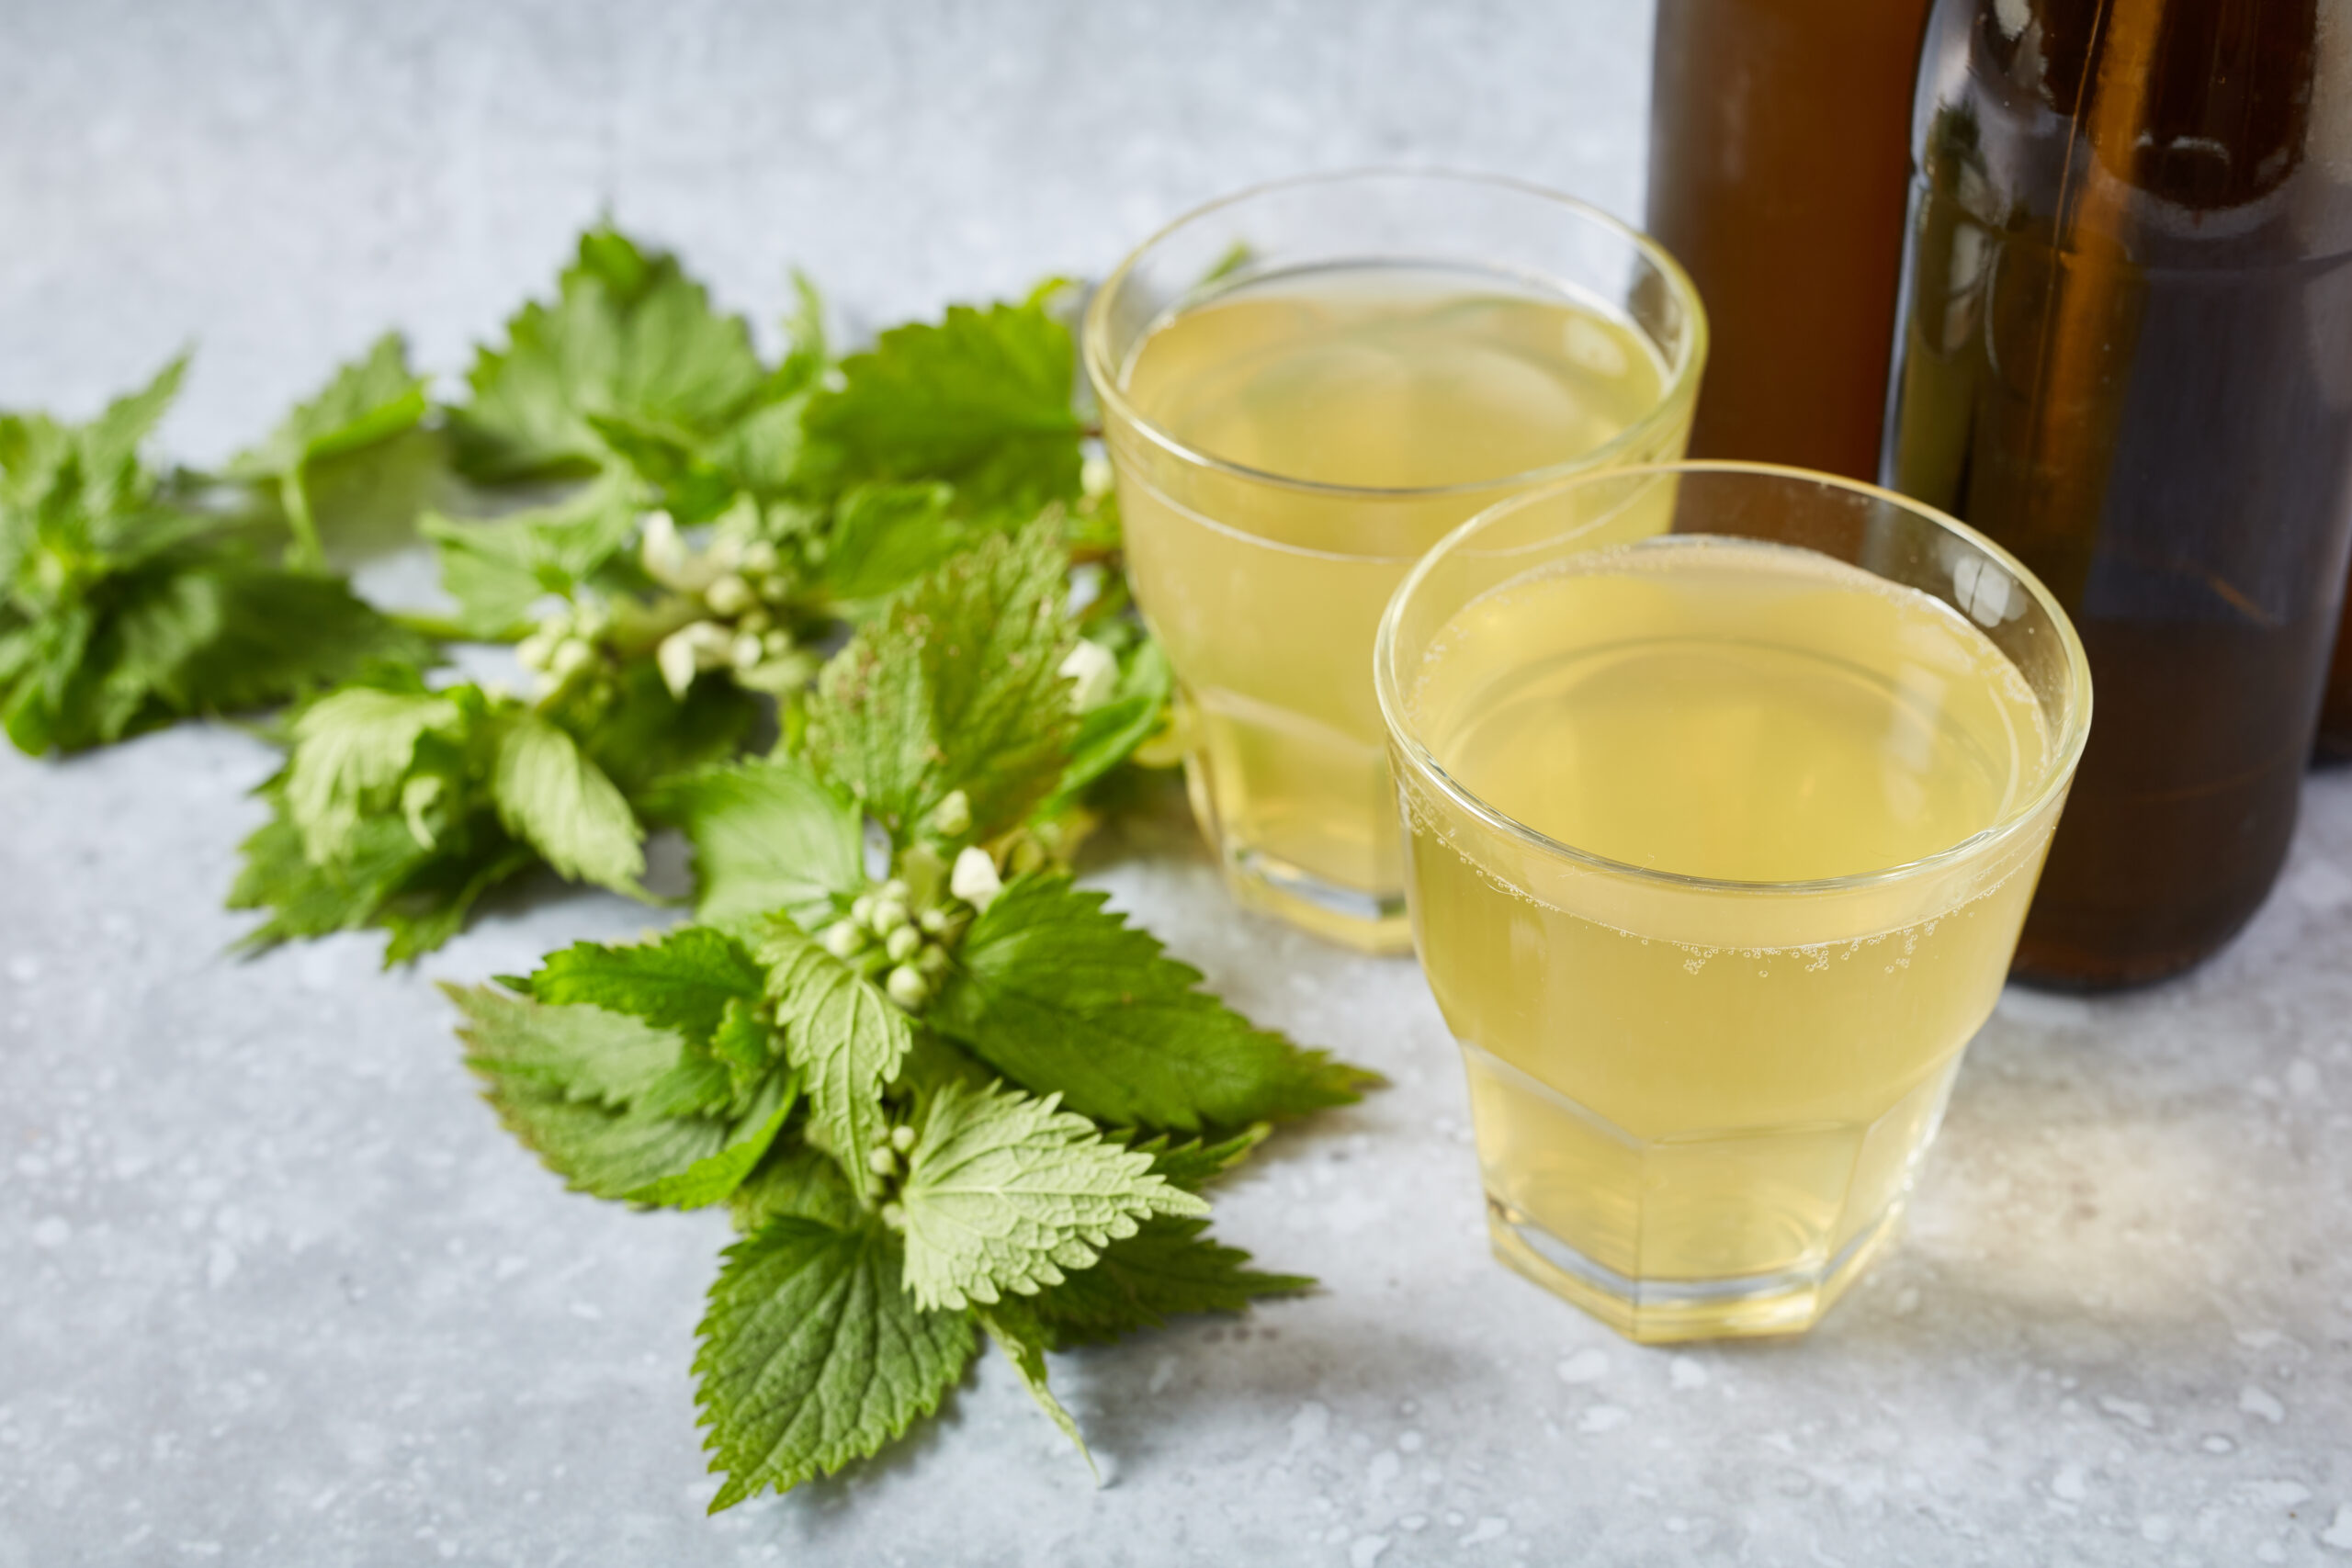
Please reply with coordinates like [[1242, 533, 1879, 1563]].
[[933, 874, 1377, 1132], [529, 927, 766, 1047], [695, 1214, 977, 1510]]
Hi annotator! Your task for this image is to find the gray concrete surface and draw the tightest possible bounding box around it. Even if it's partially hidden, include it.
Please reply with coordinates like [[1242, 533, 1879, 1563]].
[[5, 3, 2352, 1564]]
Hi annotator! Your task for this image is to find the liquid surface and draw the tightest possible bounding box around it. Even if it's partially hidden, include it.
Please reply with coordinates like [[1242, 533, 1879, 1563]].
[[1399, 534, 2060, 1339], [1416, 536, 2046, 883], [1108, 265, 1681, 943], [1123, 265, 1666, 491]]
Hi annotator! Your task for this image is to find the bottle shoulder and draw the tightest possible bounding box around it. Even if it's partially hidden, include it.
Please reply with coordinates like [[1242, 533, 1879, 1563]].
[[1913, 0, 2352, 265]]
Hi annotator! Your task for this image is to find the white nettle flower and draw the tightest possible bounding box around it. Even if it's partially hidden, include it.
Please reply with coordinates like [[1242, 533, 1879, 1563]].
[[1058, 638, 1118, 713], [950, 845, 1003, 911], [656, 620, 736, 698], [704, 572, 759, 618], [639, 511, 741, 595]]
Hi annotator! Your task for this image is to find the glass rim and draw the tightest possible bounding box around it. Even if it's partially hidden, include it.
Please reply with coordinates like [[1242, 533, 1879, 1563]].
[[1080, 165, 1710, 502], [1373, 460, 2097, 897]]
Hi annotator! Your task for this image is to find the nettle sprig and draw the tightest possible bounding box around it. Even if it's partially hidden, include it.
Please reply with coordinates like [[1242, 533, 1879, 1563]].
[[453, 525, 1377, 1507], [227, 226, 1164, 961], [0, 350, 435, 754]]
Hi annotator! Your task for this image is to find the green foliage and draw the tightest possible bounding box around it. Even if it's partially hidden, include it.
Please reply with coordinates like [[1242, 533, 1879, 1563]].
[[895, 1077, 1205, 1313], [447, 226, 774, 486], [420, 478, 640, 637], [934, 874, 1377, 1131], [228, 333, 431, 563], [0, 355, 429, 755], [647, 754, 864, 929], [756, 917, 911, 1205], [804, 522, 1076, 840], [799, 293, 1086, 520], [695, 1215, 977, 1510]]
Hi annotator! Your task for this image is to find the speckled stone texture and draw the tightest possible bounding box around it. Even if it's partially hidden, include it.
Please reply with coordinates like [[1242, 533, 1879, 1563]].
[[4, 3, 2350, 1564]]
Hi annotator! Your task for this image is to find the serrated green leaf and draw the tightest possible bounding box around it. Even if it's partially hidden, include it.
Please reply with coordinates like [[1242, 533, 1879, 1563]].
[[1023, 1215, 1313, 1348], [229, 333, 428, 562], [896, 1077, 1205, 1313], [284, 683, 460, 863], [1055, 635, 1172, 800], [441, 981, 685, 1109], [933, 874, 1377, 1132], [144, 565, 435, 716], [729, 1140, 863, 1234], [529, 927, 765, 1048], [421, 479, 639, 637], [561, 655, 763, 803], [800, 298, 1083, 518], [645, 754, 863, 928], [695, 1213, 977, 1511], [757, 917, 910, 1205], [820, 480, 969, 608], [977, 1301, 1094, 1480], [461, 987, 794, 1209], [1130, 1126, 1272, 1192], [490, 710, 646, 894], [449, 227, 769, 483], [803, 522, 1075, 840]]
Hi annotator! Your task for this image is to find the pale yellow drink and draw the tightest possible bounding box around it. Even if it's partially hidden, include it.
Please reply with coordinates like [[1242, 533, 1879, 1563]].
[[1383, 492, 2088, 1342], [1110, 265, 1682, 947]]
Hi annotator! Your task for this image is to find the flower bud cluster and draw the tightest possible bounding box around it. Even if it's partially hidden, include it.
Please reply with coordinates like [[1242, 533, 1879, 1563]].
[[819, 876, 962, 1011], [515, 600, 616, 698], [640, 513, 808, 698]]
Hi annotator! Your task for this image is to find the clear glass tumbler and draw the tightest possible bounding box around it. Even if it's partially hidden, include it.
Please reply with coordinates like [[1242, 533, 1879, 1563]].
[[1376, 464, 2092, 1340], [1084, 170, 1706, 952]]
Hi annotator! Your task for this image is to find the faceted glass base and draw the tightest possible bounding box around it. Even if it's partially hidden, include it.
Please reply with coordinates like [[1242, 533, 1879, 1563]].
[[1487, 1197, 1902, 1343], [1224, 847, 1412, 954]]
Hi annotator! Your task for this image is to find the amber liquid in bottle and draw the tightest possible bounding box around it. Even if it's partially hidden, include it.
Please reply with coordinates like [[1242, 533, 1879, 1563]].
[[1883, 0, 2352, 987], [1646, 0, 1933, 478]]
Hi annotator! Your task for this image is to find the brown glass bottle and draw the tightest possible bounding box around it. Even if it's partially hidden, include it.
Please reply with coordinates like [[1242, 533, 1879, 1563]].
[[2323, 572, 2352, 759], [1646, 0, 1933, 478], [1883, 0, 2352, 988]]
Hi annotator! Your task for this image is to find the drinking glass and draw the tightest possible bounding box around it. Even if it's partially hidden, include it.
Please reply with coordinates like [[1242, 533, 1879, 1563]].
[[1375, 464, 2092, 1340], [1083, 170, 1706, 952]]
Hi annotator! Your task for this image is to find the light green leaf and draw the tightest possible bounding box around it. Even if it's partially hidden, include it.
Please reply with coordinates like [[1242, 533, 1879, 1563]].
[[695, 1213, 977, 1511], [933, 874, 1378, 1132], [800, 297, 1083, 518], [528, 927, 766, 1047], [449, 226, 769, 483], [421, 478, 639, 637], [804, 522, 1075, 840], [284, 684, 460, 863], [896, 1077, 1205, 1313], [230, 333, 428, 560], [729, 1141, 863, 1234], [820, 480, 968, 607], [491, 711, 646, 893], [757, 917, 911, 1205], [442, 980, 685, 1109], [647, 755, 864, 929]]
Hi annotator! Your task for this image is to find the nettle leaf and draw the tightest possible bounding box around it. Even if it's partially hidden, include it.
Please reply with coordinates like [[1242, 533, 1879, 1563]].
[[1056, 635, 1172, 802], [800, 295, 1084, 519], [229, 333, 428, 559], [1024, 1216, 1313, 1348], [283, 682, 461, 863], [803, 523, 1075, 840], [820, 481, 970, 609], [695, 1213, 977, 1511], [933, 874, 1377, 1132], [647, 754, 863, 929], [757, 918, 910, 1204], [491, 711, 647, 894], [977, 1300, 1093, 1477], [458, 981, 795, 1209], [529, 927, 766, 1048], [449, 227, 771, 483], [729, 1141, 863, 1235], [895, 1077, 1205, 1313], [421, 478, 640, 637], [150, 566, 434, 715], [440, 981, 684, 1109], [562, 656, 763, 803]]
